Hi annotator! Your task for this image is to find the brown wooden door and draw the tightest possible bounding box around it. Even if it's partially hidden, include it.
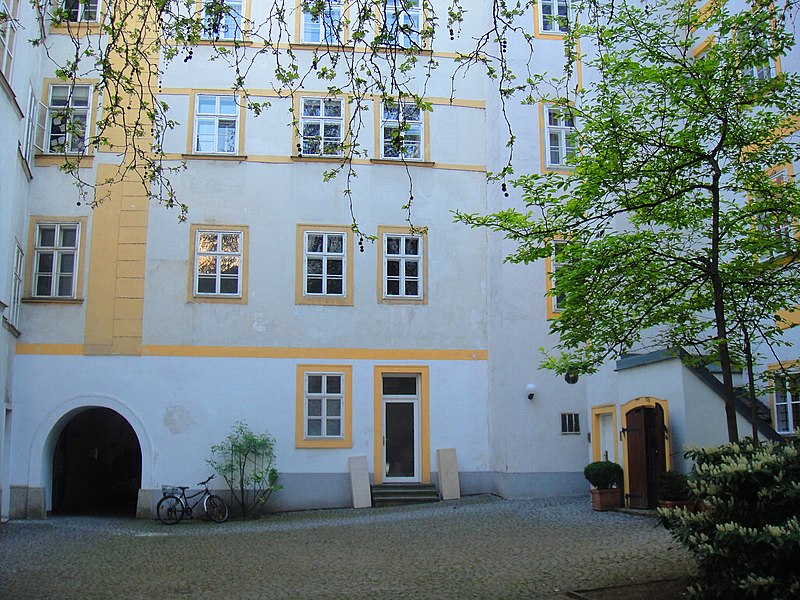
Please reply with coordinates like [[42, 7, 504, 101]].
[[626, 405, 667, 509]]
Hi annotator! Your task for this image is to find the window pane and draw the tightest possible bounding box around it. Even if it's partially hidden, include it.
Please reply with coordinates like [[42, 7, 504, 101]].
[[308, 398, 322, 417], [405, 237, 419, 255], [307, 418, 322, 436], [326, 398, 341, 416], [306, 277, 322, 293], [72, 85, 90, 106], [57, 274, 73, 296], [37, 253, 54, 272], [327, 259, 342, 276], [386, 260, 400, 276], [307, 375, 322, 394], [386, 237, 400, 255], [199, 232, 218, 252], [221, 233, 239, 253], [387, 280, 400, 295], [405, 261, 418, 277], [38, 226, 56, 247], [405, 281, 418, 296], [198, 256, 217, 274], [307, 258, 323, 275], [219, 96, 237, 114], [58, 253, 75, 275], [326, 375, 341, 394], [219, 277, 238, 294], [197, 276, 216, 293], [323, 99, 341, 117], [307, 234, 323, 253], [383, 376, 417, 395], [36, 275, 52, 296], [327, 278, 342, 294], [60, 226, 78, 247], [50, 86, 69, 106], [327, 234, 343, 253], [198, 95, 217, 113], [325, 419, 341, 436], [303, 99, 321, 116]]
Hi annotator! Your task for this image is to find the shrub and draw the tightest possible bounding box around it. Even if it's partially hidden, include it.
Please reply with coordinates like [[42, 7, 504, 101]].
[[583, 460, 623, 489], [208, 421, 282, 519], [659, 435, 800, 600], [657, 470, 691, 501]]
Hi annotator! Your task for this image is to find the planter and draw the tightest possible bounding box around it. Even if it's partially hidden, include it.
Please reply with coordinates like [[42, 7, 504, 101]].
[[590, 488, 623, 511]]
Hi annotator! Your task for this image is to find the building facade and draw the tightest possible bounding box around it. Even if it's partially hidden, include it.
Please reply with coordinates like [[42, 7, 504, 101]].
[[0, 0, 796, 519]]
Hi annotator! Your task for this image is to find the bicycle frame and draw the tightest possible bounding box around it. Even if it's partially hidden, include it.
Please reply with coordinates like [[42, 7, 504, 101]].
[[157, 474, 228, 524]]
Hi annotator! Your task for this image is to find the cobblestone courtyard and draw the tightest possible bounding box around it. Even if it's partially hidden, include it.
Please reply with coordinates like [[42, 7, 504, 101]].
[[0, 495, 694, 599]]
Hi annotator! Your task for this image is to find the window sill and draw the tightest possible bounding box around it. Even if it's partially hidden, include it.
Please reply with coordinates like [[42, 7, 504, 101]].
[[197, 38, 254, 46], [371, 158, 434, 167], [22, 297, 83, 304], [292, 155, 346, 163], [379, 296, 426, 305], [2, 317, 21, 338], [182, 153, 248, 161], [35, 154, 94, 168], [297, 295, 353, 307], [543, 164, 575, 174], [296, 437, 352, 449], [0, 71, 23, 118], [49, 22, 103, 35], [191, 295, 247, 304]]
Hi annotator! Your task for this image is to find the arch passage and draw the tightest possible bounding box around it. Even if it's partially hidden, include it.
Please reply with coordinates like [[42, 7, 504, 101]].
[[52, 408, 142, 516]]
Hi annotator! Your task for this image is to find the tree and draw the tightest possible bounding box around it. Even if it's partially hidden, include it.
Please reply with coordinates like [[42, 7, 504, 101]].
[[208, 421, 282, 518], [456, 0, 800, 443]]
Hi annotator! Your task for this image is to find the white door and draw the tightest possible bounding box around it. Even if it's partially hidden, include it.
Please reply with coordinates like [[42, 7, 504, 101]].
[[382, 375, 420, 482], [598, 412, 615, 462]]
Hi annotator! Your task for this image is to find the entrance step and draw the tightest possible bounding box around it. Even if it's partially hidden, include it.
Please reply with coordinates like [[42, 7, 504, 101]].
[[371, 483, 440, 507]]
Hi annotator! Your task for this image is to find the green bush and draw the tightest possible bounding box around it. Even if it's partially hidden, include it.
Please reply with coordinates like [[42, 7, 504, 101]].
[[208, 421, 282, 519], [659, 435, 800, 599], [583, 460, 623, 489], [657, 470, 691, 501]]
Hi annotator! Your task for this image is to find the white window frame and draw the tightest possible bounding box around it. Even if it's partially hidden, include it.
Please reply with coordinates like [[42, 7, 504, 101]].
[[201, 0, 242, 41], [384, 0, 420, 48], [303, 230, 346, 297], [194, 229, 243, 296], [33, 222, 80, 299], [383, 233, 422, 299], [6, 242, 24, 329], [540, 0, 569, 33], [62, 0, 99, 22], [544, 105, 576, 168], [21, 85, 38, 166], [194, 94, 239, 154], [381, 100, 423, 160], [299, 97, 344, 157], [46, 84, 91, 155], [561, 412, 580, 434], [774, 372, 800, 434], [0, 0, 18, 80], [304, 372, 345, 439], [301, 0, 343, 44], [550, 239, 567, 313]]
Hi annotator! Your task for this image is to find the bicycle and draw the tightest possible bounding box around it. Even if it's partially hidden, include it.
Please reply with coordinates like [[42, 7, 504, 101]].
[[157, 474, 229, 524]]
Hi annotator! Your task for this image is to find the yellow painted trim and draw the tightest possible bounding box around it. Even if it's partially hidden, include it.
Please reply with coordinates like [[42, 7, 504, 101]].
[[620, 396, 671, 505], [538, 102, 575, 174], [591, 404, 618, 463], [696, 0, 725, 26], [186, 90, 245, 155], [693, 34, 715, 58], [544, 238, 565, 319], [24, 215, 89, 300], [34, 155, 95, 168], [532, 0, 570, 40], [15, 343, 84, 355], [373, 365, 430, 484], [295, 224, 354, 306], [295, 364, 353, 448], [39, 78, 102, 155], [292, 94, 351, 158], [188, 224, 249, 304], [376, 225, 428, 304]]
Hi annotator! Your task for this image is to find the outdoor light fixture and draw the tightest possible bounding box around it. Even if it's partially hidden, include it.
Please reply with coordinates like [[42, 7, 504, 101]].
[[526, 383, 537, 400]]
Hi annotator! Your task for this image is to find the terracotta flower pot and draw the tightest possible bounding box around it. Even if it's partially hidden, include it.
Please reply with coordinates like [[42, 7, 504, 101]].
[[590, 488, 623, 511]]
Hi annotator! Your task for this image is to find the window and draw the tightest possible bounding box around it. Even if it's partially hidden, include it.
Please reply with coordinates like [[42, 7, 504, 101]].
[[756, 168, 795, 254], [301, 0, 342, 44], [539, 0, 569, 33], [547, 239, 567, 315], [5, 243, 23, 329], [774, 372, 800, 434], [46, 84, 91, 154], [381, 101, 422, 160], [561, 413, 580, 434], [202, 0, 242, 41], [304, 231, 345, 296], [194, 94, 238, 154], [296, 365, 352, 448], [383, 0, 420, 48], [63, 0, 99, 21], [544, 105, 576, 168], [32, 222, 80, 298], [193, 228, 244, 297], [299, 97, 344, 156], [381, 231, 423, 300], [0, 0, 18, 80]]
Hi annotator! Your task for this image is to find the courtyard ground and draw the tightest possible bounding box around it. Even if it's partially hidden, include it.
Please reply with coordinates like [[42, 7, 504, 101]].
[[0, 494, 694, 599]]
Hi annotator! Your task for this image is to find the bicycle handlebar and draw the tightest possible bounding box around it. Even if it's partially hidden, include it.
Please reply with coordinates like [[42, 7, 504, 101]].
[[198, 474, 215, 486]]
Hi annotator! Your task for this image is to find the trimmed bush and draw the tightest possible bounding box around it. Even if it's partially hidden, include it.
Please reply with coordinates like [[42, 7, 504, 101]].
[[583, 460, 623, 489], [659, 435, 800, 599]]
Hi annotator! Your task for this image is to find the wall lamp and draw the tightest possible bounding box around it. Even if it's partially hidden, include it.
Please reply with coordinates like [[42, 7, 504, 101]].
[[526, 383, 537, 400]]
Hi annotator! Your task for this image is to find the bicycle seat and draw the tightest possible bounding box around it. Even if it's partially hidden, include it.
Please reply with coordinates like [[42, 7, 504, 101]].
[[178, 486, 190, 491]]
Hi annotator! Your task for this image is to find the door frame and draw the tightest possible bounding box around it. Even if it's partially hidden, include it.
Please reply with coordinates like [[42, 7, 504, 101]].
[[591, 404, 618, 463], [373, 366, 430, 485]]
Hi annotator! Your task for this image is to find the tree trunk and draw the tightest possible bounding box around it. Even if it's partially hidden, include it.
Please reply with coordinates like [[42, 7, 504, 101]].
[[743, 325, 759, 442]]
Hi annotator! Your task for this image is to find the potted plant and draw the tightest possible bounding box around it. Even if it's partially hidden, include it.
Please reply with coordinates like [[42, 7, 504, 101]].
[[584, 460, 624, 511], [657, 470, 695, 510]]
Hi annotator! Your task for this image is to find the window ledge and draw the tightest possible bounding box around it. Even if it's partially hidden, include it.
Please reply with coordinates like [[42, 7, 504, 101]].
[[292, 155, 346, 163], [0, 71, 23, 118], [371, 158, 434, 167], [182, 153, 248, 161], [22, 297, 83, 304], [35, 154, 94, 168], [2, 317, 21, 338], [49, 22, 103, 35], [197, 38, 254, 46]]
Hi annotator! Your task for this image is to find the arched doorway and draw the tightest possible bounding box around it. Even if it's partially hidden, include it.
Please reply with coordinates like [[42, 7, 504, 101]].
[[622, 397, 671, 509], [52, 408, 142, 516]]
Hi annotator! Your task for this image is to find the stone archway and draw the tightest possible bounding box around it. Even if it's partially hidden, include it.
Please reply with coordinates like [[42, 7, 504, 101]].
[[51, 407, 142, 516]]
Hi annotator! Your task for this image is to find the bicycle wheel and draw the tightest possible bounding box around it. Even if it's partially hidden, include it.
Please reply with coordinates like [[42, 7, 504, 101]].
[[157, 495, 185, 525], [203, 494, 229, 523]]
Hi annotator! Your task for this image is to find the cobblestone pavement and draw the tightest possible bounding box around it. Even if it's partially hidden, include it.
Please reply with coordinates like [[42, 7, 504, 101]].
[[0, 495, 695, 600]]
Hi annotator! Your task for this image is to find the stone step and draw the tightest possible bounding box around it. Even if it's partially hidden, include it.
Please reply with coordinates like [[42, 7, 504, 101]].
[[371, 483, 440, 507]]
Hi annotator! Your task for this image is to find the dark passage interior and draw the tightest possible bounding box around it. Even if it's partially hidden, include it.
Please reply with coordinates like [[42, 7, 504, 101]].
[[52, 407, 141, 516]]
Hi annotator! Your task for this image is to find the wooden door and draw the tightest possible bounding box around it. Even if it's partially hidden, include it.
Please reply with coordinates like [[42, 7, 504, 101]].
[[625, 405, 667, 509]]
